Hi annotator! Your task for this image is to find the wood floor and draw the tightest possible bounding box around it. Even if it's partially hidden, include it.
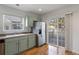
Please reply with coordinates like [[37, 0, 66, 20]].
[[21, 44, 76, 55]]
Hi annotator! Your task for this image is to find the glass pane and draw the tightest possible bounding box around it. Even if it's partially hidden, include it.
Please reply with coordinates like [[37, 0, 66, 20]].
[[3, 15, 24, 31], [58, 18, 65, 47], [12, 24, 18, 29], [48, 19, 57, 46]]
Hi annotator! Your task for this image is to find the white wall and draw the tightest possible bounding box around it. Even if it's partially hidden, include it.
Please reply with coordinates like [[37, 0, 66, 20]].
[[0, 5, 39, 34], [72, 11, 79, 53], [42, 5, 79, 53]]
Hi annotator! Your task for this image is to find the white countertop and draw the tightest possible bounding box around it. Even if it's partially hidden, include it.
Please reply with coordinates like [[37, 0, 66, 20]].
[[0, 33, 35, 40]]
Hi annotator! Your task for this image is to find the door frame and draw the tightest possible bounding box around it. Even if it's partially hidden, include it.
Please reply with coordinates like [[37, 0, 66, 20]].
[[46, 18, 65, 48]]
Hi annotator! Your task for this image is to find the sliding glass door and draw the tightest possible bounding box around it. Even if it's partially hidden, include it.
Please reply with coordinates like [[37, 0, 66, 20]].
[[48, 17, 65, 47], [48, 19, 57, 46]]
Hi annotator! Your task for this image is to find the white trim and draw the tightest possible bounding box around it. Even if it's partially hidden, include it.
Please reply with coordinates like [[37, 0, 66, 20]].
[[25, 16, 28, 27], [3, 14, 24, 32]]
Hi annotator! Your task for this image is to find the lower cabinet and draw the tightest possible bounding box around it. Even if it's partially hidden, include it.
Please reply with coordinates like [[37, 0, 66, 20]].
[[5, 38, 19, 55], [5, 35, 36, 55], [28, 35, 36, 49], [19, 36, 28, 52]]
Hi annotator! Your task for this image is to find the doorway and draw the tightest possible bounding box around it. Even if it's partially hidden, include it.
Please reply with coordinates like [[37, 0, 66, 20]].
[[47, 17, 65, 47]]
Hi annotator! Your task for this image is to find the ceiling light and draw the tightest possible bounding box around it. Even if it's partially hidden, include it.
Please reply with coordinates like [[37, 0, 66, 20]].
[[38, 8, 42, 11]]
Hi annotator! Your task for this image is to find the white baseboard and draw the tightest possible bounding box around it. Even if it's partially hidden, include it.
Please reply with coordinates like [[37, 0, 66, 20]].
[[71, 50, 79, 54], [66, 49, 79, 55]]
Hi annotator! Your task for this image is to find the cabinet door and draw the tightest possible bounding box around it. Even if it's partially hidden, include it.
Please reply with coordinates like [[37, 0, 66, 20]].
[[31, 35, 36, 47], [28, 35, 36, 49], [28, 16, 38, 27], [28, 16, 33, 27], [19, 36, 28, 52], [5, 38, 18, 55]]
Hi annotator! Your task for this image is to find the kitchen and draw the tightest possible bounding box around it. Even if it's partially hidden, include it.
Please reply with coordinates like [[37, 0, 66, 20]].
[[0, 4, 79, 55], [0, 4, 46, 55]]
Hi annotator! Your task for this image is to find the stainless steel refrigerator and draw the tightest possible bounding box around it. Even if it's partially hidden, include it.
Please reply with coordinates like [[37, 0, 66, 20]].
[[33, 22, 46, 46]]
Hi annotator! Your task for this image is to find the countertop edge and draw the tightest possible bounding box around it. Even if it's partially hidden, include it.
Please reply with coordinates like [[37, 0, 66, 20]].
[[0, 33, 36, 40]]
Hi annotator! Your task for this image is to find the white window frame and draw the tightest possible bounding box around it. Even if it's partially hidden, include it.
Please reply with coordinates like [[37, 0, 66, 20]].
[[3, 14, 24, 32]]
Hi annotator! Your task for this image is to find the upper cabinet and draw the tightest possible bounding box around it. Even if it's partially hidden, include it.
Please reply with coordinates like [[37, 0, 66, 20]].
[[28, 15, 38, 27]]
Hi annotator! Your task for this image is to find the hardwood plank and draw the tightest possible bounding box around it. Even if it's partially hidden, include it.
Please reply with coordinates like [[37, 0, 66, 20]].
[[20, 44, 77, 55]]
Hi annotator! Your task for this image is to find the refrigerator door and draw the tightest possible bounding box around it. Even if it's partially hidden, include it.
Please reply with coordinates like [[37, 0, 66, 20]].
[[38, 22, 45, 46], [33, 22, 46, 46], [38, 34, 43, 46], [41, 22, 45, 44]]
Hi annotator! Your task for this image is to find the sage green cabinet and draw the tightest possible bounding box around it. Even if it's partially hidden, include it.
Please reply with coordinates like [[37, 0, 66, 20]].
[[19, 36, 28, 52], [28, 16, 33, 27], [5, 34, 36, 55], [28, 35, 36, 49], [28, 16, 38, 27], [5, 38, 19, 55]]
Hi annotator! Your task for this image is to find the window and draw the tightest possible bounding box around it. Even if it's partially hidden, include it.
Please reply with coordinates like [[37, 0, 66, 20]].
[[3, 15, 24, 31]]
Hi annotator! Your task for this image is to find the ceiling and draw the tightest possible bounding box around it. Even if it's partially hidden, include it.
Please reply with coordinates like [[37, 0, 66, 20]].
[[3, 4, 69, 15]]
